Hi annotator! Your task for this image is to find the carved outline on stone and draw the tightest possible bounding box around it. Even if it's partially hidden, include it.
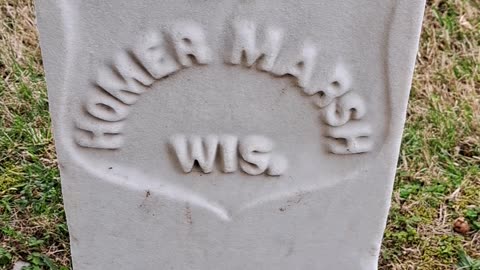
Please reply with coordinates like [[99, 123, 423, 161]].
[[74, 20, 374, 155]]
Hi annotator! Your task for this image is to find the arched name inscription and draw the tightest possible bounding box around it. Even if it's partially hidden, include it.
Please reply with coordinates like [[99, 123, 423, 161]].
[[75, 20, 374, 175]]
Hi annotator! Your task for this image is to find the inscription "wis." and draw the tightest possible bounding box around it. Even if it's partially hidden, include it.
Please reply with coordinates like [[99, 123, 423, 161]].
[[170, 135, 288, 176]]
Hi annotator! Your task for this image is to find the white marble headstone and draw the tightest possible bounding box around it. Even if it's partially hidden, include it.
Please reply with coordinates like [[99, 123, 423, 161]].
[[36, 0, 425, 269]]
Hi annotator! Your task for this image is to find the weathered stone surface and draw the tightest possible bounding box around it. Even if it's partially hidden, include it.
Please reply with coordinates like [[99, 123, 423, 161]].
[[36, 0, 425, 269]]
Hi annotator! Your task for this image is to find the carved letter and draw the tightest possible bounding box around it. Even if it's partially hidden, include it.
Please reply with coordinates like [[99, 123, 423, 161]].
[[308, 63, 352, 108], [74, 117, 125, 149], [95, 66, 141, 105], [170, 135, 219, 173], [85, 89, 130, 122], [95, 50, 156, 106], [230, 20, 284, 72], [239, 135, 273, 175], [325, 122, 373, 154], [169, 22, 212, 66], [133, 31, 181, 80], [321, 92, 367, 127], [218, 135, 239, 173], [272, 40, 317, 88]]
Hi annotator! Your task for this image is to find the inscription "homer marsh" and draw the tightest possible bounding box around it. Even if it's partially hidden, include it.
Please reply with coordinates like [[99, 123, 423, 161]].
[[75, 19, 374, 156]]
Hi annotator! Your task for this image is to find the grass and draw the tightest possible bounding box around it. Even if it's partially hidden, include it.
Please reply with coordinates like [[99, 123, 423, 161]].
[[0, 0, 479, 269]]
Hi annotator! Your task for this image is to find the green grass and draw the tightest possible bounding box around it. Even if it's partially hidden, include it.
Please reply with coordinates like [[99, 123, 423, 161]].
[[0, 57, 69, 269], [1, 0, 479, 269], [458, 251, 480, 270], [379, 1, 480, 269], [0, 2, 68, 269]]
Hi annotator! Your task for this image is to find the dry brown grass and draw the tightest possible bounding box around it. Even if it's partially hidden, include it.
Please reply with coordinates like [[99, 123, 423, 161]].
[[0, 0, 44, 127], [380, 0, 480, 269], [0, 0, 479, 269]]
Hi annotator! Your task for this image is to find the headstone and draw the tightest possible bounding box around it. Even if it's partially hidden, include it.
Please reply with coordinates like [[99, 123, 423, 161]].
[[35, 0, 426, 269]]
